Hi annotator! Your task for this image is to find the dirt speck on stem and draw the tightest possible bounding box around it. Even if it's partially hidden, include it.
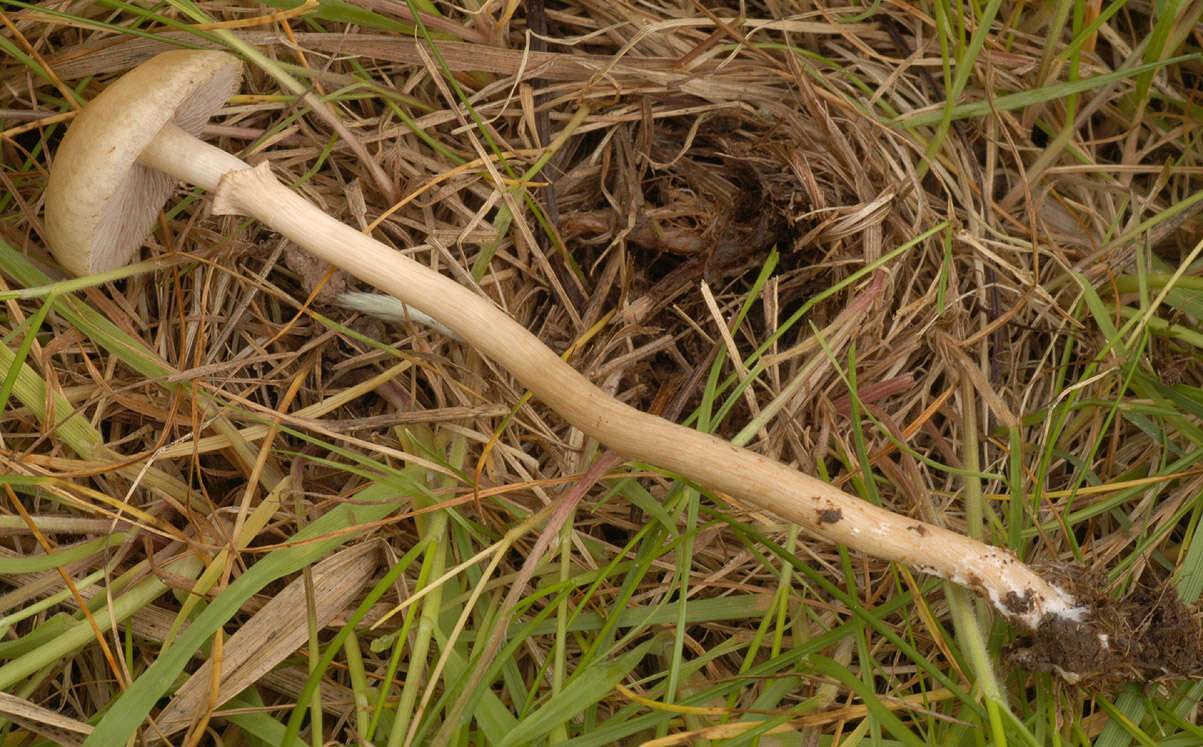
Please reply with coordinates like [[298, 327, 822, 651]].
[[1003, 589, 1037, 617], [817, 508, 842, 524]]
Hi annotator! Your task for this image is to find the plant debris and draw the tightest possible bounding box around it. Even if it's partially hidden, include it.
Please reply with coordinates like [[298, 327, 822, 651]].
[[560, 110, 797, 322]]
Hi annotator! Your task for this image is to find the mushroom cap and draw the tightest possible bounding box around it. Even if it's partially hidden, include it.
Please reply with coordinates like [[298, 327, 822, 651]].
[[44, 49, 243, 276]]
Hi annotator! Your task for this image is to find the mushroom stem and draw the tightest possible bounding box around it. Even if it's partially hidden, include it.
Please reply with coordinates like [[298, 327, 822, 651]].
[[137, 122, 248, 193], [90, 98, 1083, 631], [204, 157, 1078, 630]]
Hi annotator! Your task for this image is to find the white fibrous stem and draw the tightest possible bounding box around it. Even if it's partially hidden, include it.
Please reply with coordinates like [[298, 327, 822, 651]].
[[139, 126, 1085, 631]]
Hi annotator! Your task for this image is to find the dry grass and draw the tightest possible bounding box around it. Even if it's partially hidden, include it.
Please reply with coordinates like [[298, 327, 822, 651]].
[[1, 0, 1202, 744]]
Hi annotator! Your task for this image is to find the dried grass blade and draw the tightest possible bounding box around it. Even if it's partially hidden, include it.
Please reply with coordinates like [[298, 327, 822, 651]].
[[0, 691, 92, 746], [155, 541, 381, 734]]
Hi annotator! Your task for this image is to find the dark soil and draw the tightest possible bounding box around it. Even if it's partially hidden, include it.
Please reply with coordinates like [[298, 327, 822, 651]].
[[1004, 568, 1203, 689]]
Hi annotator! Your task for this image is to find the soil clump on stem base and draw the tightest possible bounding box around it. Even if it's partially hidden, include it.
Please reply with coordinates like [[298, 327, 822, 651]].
[[1005, 568, 1202, 689]]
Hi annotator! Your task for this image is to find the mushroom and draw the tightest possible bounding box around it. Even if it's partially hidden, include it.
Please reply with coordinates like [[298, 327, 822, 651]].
[[44, 49, 1088, 634]]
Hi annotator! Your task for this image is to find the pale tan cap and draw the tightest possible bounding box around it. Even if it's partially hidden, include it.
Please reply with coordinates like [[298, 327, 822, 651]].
[[44, 50, 242, 276]]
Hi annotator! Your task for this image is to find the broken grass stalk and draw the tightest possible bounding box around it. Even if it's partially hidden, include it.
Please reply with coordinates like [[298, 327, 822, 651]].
[[44, 50, 1086, 634]]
